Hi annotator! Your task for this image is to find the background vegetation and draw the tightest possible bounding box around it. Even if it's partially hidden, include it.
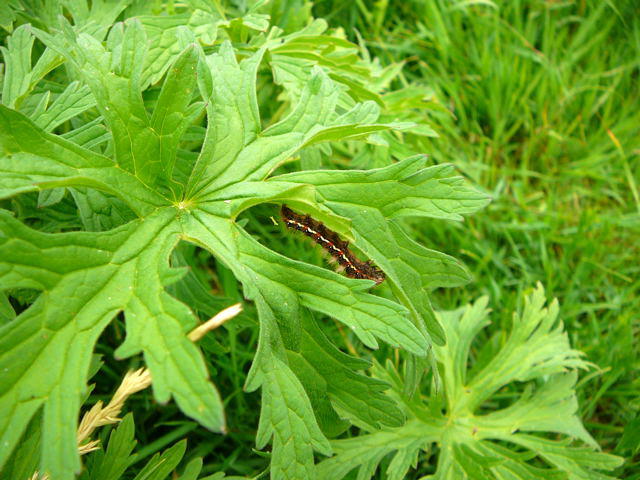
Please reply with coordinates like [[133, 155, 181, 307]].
[[332, 0, 640, 462], [330, 0, 640, 474], [0, 0, 638, 478], [322, 0, 640, 449]]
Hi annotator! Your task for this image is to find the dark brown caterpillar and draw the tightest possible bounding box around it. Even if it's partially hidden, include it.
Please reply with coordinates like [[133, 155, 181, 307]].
[[281, 205, 385, 284]]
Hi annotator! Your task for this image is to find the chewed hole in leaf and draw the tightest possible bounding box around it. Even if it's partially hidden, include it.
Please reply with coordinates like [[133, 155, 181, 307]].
[[4, 288, 41, 317]]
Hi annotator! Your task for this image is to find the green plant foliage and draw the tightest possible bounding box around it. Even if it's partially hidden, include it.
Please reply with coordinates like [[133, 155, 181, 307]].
[[314, 0, 639, 475], [1, 0, 632, 479], [318, 285, 623, 479], [4, 412, 221, 480], [0, 4, 489, 479]]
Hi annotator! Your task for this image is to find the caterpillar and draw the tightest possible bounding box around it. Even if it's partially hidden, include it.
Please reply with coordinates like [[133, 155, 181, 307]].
[[281, 205, 385, 285]]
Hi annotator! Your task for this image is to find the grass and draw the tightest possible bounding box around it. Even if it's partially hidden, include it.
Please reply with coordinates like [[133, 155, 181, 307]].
[[313, 0, 640, 474]]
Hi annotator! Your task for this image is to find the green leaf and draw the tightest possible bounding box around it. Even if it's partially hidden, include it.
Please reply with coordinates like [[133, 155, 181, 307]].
[[232, 228, 425, 477], [34, 22, 201, 195], [236, 230, 426, 355], [37, 188, 65, 208], [70, 188, 137, 232], [1, 24, 64, 109], [297, 314, 405, 431], [0, 208, 225, 479], [266, 19, 384, 106], [131, 439, 186, 480], [137, 13, 209, 87], [276, 157, 490, 221], [32, 81, 96, 133], [0, 292, 15, 325], [260, 0, 312, 33], [0, 1, 20, 32], [150, 45, 202, 188], [0, 104, 166, 215], [186, 41, 266, 198], [269, 156, 490, 345], [86, 413, 137, 480], [618, 415, 640, 454], [1, 24, 35, 108], [247, 291, 331, 480], [286, 349, 351, 437], [509, 435, 624, 478], [176, 457, 204, 480], [317, 285, 624, 479], [0, 411, 43, 480], [257, 356, 331, 479], [61, 117, 110, 149], [188, 56, 404, 199]]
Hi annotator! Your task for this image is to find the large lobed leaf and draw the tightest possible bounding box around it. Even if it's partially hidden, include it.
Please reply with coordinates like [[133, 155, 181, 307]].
[[317, 285, 624, 480], [0, 13, 487, 480]]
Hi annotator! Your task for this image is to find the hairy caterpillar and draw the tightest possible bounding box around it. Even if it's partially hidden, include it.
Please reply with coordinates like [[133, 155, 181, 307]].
[[281, 205, 385, 285]]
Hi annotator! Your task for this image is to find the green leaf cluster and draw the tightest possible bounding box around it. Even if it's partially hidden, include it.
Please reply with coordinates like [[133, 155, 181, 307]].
[[318, 285, 624, 479], [5, 412, 231, 480], [0, 2, 488, 479]]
